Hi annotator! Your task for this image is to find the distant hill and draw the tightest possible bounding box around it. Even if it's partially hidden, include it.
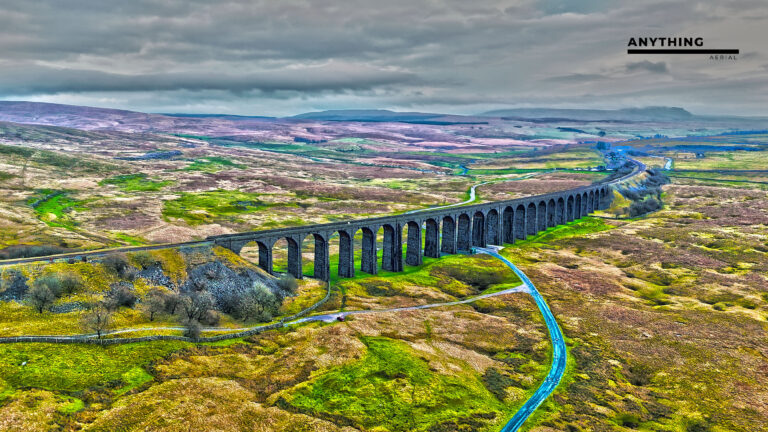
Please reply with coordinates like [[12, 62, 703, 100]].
[[292, 109, 444, 122], [480, 107, 695, 122], [161, 113, 276, 120], [291, 109, 490, 125], [0, 101, 167, 131]]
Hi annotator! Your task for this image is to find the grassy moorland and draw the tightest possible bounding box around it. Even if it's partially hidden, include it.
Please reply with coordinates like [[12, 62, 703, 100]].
[[500, 184, 768, 432], [2, 113, 767, 432], [0, 120, 610, 252], [0, 249, 546, 432], [0, 177, 766, 431]]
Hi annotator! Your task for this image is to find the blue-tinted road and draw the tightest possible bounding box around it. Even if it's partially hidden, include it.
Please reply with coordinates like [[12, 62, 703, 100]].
[[477, 248, 567, 432]]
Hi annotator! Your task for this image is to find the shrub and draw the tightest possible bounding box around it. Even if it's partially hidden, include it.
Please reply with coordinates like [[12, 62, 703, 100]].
[[200, 309, 220, 326], [183, 319, 202, 340], [57, 272, 83, 295], [628, 197, 662, 217], [0, 268, 28, 299], [232, 281, 279, 322], [616, 412, 640, 428], [105, 282, 137, 310], [26, 284, 56, 313], [102, 253, 132, 278], [276, 274, 299, 296], [32, 273, 80, 297]]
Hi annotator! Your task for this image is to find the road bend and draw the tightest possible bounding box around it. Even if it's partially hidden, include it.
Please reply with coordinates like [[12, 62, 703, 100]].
[[477, 248, 567, 432]]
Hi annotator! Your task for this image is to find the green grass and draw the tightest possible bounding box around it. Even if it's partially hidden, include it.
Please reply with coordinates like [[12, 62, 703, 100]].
[[99, 173, 174, 192], [0, 341, 189, 393], [510, 217, 611, 249], [112, 233, 148, 246], [28, 190, 88, 230], [162, 189, 284, 225], [287, 336, 505, 431], [57, 397, 85, 414], [0, 171, 15, 181], [181, 156, 245, 172]]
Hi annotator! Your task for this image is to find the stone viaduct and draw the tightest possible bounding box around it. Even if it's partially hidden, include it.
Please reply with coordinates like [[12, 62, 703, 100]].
[[208, 184, 612, 282]]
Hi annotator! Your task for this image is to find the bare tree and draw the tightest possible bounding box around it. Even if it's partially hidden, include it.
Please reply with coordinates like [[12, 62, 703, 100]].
[[81, 303, 113, 339], [179, 291, 215, 321], [26, 284, 55, 313], [143, 288, 167, 321], [164, 292, 182, 315]]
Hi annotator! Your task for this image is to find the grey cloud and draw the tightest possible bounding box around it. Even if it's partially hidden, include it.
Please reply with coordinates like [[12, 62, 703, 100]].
[[0, 63, 419, 95], [0, 0, 765, 115], [544, 73, 610, 83], [626, 61, 668, 74]]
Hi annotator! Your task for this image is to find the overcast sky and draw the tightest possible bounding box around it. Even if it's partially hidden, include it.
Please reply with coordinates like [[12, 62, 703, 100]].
[[1, 0, 766, 116]]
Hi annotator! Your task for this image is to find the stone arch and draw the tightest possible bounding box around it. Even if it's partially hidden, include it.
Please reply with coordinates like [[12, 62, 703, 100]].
[[575, 193, 582, 219], [588, 191, 595, 213], [486, 208, 500, 245], [514, 204, 526, 240], [285, 236, 303, 279], [380, 223, 402, 272], [299, 232, 329, 281], [526, 202, 537, 237], [256, 239, 275, 275], [503, 206, 515, 243], [547, 199, 556, 228], [581, 192, 589, 216], [337, 229, 354, 278], [556, 197, 565, 225], [472, 211, 486, 247], [457, 213, 472, 252], [441, 215, 456, 254], [425, 218, 440, 258], [537, 200, 547, 232], [405, 220, 422, 266], [360, 226, 377, 275], [567, 195, 575, 221]]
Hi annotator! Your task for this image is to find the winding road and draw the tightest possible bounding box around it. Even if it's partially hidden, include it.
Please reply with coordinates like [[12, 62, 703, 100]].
[[478, 248, 566, 432], [404, 172, 544, 215]]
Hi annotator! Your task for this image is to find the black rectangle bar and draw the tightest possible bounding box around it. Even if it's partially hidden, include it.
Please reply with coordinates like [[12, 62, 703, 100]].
[[628, 49, 739, 54]]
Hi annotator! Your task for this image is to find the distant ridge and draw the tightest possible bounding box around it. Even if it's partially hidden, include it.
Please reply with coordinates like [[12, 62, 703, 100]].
[[480, 107, 694, 122], [161, 113, 276, 120], [291, 109, 443, 122]]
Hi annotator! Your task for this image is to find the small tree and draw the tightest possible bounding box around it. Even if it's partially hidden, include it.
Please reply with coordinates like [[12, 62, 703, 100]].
[[26, 284, 55, 313], [163, 292, 182, 315], [183, 319, 202, 341], [104, 282, 137, 311], [179, 291, 215, 321], [143, 288, 167, 321], [81, 303, 113, 339], [234, 282, 279, 322], [32, 274, 64, 297]]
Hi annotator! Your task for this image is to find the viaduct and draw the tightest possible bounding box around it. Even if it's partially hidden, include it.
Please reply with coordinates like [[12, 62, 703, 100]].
[[209, 184, 613, 282]]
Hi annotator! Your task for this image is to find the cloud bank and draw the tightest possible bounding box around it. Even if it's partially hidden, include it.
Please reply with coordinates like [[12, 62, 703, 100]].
[[0, 0, 765, 116]]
